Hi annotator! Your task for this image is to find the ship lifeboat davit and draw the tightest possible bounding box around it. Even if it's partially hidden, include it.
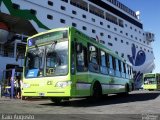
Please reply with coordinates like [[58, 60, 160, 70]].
[[0, 22, 9, 44]]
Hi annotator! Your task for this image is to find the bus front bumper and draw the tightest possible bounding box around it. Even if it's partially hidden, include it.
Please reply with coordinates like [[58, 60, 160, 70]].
[[22, 87, 72, 97]]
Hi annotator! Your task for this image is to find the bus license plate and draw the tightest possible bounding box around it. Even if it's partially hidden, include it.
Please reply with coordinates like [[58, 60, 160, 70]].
[[39, 93, 45, 96]]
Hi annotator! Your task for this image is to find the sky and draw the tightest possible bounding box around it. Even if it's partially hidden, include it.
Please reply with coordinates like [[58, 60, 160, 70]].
[[118, 0, 160, 73]]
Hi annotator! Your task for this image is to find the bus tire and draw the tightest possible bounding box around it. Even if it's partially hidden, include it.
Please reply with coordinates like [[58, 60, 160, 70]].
[[124, 84, 129, 95], [148, 89, 154, 91], [131, 83, 134, 91], [50, 97, 62, 104], [119, 84, 129, 96], [92, 82, 102, 99]]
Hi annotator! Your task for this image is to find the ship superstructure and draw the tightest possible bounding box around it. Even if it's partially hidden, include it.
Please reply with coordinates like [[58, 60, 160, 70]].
[[0, 0, 155, 88]]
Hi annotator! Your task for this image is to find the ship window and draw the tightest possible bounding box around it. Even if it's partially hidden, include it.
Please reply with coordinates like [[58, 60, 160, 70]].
[[100, 32, 104, 36], [48, 1, 53, 6], [126, 42, 129, 45], [72, 10, 77, 15], [82, 14, 86, 18], [115, 37, 117, 41], [115, 51, 118, 54], [82, 26, 87, 30], [120, 31, 123, 34], [131, 35, 133, 38], [30, 9, 37, 15], [114, 28, 117, 31], [89, 4, 104, 18], [47, 15, 53, 20], [139, 31, 141, 34], [107, 25, 110, 28], [100, 22, 103, 25], [135, 29, 137, 32], [61, 6, 66, 10], [106, 12, 118, 25], [130, 26, 132, 30], [72, 23, 77, 27], [108, 42, 113, 46], [135, 37, 137, 40], [118, 19, 124, 27], [121, 53, 124, 58], [126, 33, 128, 36], [121, 40, 123, 43], [70, 0, 88, 11], [92, 18, 95, 22], [92, 29, 96, 33], [139, 39, 142, 41], [108, 35, 111, 39], [12, 3, 20, 9], [61, 0, 68, 3], [125, 24, 127, 27], [60, 19, 65, 23], [100, 40, 105, 44]]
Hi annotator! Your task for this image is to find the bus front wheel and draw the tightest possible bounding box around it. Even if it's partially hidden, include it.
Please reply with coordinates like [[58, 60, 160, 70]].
[[50, 97, 62, 104]]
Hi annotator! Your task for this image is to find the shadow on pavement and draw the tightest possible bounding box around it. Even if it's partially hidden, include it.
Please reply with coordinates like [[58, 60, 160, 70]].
[[39, 91, 160, 107]]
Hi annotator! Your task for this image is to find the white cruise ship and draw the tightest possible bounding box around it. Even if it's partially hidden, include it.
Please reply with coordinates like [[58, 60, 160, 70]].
[[0, 0, 155, 88]]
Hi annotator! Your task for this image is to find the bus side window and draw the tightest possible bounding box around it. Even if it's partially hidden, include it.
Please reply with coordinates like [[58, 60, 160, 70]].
[[157, 75, 160, 84], [129, 66, 132, 79], [83, 46, 88, 68], [112, 56, 116, 76], [88, 44, 99, 73], [123, 62, 126, 78], [158, 75, 160, 84], [108, 55, 114, 76], [128, 65, 130, 79], [121, 62, 125, 78], [118, 60, 122, 77], [125, 64, 129, 79], [71, 41, 75, 74], [100, 50, 108, 74], [115, 59, 121, 77], [76, 43, 88, 72]]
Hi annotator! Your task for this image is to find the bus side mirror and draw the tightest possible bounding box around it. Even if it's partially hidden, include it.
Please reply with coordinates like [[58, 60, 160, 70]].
[[76, 43, 82, 53]]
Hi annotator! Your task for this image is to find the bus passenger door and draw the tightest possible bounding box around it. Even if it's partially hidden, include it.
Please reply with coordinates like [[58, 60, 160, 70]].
[[74, 42, 89, 97]]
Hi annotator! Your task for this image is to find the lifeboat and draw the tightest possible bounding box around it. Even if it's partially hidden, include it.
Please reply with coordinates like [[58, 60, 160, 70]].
[[0, 22, 9, 44]]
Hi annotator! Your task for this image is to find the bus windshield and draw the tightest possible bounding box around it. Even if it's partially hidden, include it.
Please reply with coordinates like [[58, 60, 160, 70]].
[[144, 77, 156, 84], [25, 40, 68, 78]]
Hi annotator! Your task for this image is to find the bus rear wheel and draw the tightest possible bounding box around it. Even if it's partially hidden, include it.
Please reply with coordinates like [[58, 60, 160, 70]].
[[123, 84, 129, 95], [119, 84, 129, 96], [50, 97, 62, 104], [92, 82, 102, 99]]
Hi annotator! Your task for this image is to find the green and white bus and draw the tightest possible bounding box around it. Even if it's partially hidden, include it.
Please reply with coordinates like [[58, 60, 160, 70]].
[[143, 73, 160, 91], [22, 27, 134, 103]]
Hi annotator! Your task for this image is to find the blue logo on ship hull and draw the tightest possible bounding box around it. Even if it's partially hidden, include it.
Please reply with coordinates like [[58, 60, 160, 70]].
[[127, 44, 146, 66]]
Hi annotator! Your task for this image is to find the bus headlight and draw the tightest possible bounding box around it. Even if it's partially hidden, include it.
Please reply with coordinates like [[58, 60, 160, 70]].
[[23, 83, 30, 88], [55, 81, 72, 88]]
